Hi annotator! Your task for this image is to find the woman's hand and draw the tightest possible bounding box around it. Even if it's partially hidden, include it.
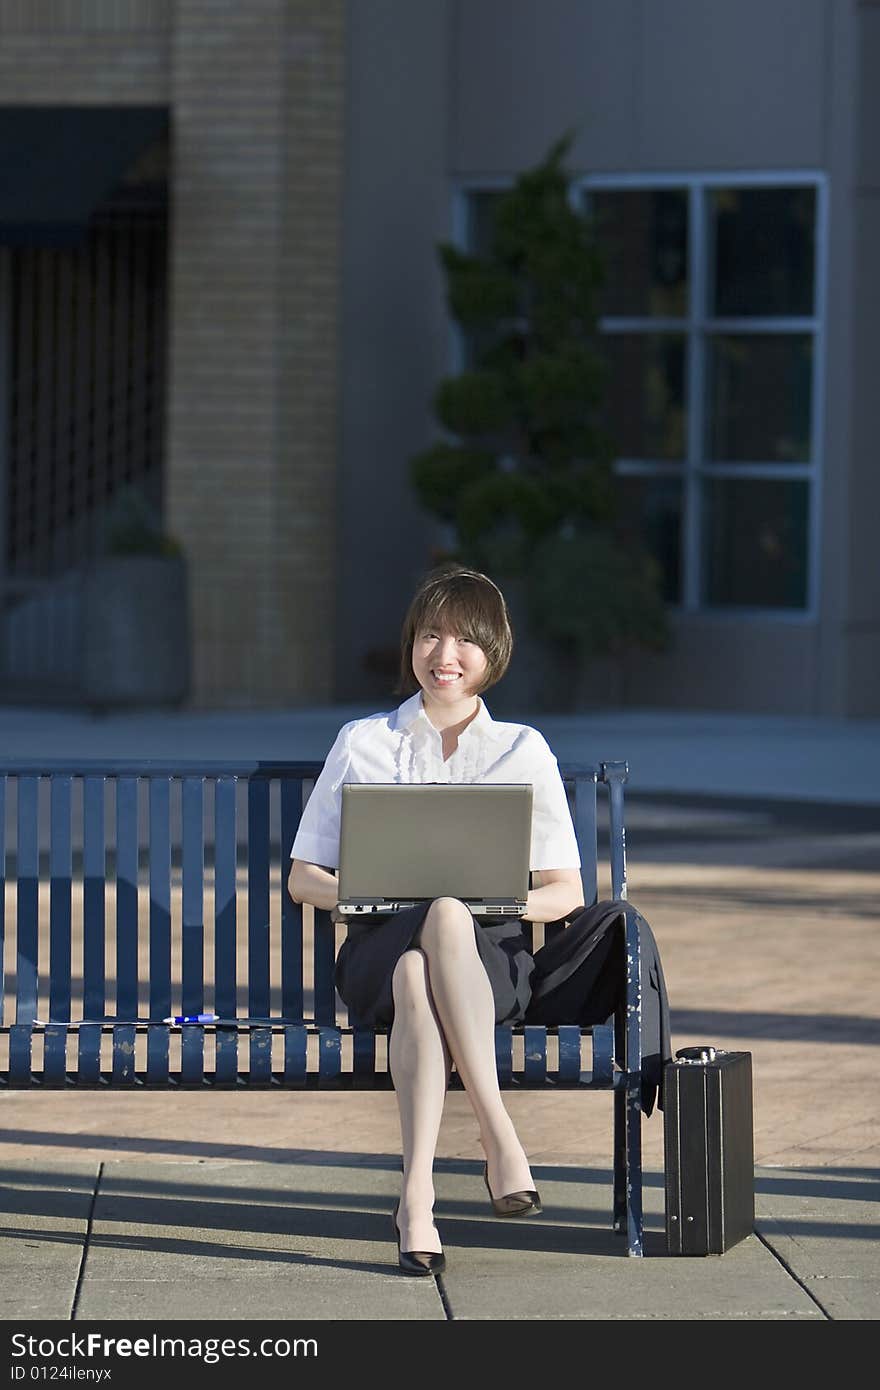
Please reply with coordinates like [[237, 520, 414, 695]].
[[523, 868, 584, 924]]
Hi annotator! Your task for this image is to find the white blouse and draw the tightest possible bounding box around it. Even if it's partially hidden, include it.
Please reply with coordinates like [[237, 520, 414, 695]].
[[289, 690, 581, 871]]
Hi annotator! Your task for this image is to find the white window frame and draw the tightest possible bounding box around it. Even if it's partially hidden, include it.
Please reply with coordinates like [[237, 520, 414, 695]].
[[451, 170, 828, 621]]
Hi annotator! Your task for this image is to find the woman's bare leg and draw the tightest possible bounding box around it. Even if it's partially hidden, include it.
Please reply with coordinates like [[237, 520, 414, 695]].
[[389, 948, 450, 1254], [417, 897, 535, 1200]]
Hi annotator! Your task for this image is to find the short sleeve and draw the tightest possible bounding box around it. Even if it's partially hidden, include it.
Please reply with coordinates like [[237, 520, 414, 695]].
[[526, 730, 582, 870], [289, 722, 352, 869]]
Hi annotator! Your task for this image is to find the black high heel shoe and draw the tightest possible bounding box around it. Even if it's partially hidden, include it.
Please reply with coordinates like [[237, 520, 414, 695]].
[[482, 1163, 543, 1217], [391, 1203, 446, 1276]]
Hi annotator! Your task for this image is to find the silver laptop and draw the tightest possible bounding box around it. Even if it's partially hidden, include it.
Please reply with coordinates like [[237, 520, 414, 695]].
[[336, 783, 532, 917]]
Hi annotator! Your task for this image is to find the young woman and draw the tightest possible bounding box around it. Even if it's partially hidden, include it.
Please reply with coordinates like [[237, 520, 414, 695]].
[[287, 564, 590, 1275]]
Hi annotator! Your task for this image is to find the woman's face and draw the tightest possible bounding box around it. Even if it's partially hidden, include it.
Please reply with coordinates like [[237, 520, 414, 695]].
[[411, 623, 489, 706]]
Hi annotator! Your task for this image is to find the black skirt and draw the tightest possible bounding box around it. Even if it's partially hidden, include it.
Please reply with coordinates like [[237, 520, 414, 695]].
[[334, 896, 634, 1029], [335, 897, 671, 1117], [335, 900, 536, 1028]]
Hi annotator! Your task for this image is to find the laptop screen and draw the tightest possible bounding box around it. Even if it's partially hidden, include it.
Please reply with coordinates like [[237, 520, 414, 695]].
[[337, 784, 532, 903]]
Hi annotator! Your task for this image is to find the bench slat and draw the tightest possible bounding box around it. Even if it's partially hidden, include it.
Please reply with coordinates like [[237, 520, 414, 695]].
[[352, 1025, 376, 1079], [44, 1022, 67, 1083], [314, 909, 337, 1027], [605, 762, 627, 901], [557, 1023, 581, 1082], [49, 777, 73, 1026], [0, 776, 5, 1023], [9, 1022, 34, 1083], [494, 1026, 513, 1085], [182, 777, 206, 1083], [574, 771, 598, 909], [318, 1026, 341, 1084], [115, 778, 139, 1023], [78, 1022, 102, 1084], [249, 1024, 272, 1081], [591, 1022, 614, 1085], [283, 1023, 308, 1086], [247, 780, 271, 1022], [82, 777, 106, 1026], [16, 777, 39, 1025], [112, 1023, 137, 1085], [280, 778, 305, 1020], [148, 1024, 172, 1087], [214, 777, 239, 1082], [147, 777, 171, 1083], [523, 1024, 547, 1085]]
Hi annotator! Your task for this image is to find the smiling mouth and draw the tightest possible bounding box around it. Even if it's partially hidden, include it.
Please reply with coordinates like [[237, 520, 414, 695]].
[[431, 671, 461, 683]]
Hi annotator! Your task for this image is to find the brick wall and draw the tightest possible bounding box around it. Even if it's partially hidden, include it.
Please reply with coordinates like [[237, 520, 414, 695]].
[[0, 1, 169, 99], [0, 1, 169, 28], [276, 2, 345, 706], [166, 0, 344, 706]]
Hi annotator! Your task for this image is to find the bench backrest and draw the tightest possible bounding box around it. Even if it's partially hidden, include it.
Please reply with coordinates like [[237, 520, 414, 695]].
[[0, 759, 628, 1085]]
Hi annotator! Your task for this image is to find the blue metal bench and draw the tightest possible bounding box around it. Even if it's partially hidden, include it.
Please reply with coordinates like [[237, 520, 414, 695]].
[[0, 757, 645, 1255]]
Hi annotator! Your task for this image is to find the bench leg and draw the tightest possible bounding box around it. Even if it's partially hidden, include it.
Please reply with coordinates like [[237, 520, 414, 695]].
[[613, 1084, 644, 1256], [624, 1083, 644, 1256], [613, 1086, 626, 1230]]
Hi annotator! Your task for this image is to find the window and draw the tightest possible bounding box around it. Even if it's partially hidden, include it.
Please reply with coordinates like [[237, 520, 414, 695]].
[[586, 177, 822, 612], [458, 175, 824, 614]]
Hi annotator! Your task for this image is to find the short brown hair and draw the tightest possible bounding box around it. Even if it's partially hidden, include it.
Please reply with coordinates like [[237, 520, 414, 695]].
[[394, 564, 514, 697]]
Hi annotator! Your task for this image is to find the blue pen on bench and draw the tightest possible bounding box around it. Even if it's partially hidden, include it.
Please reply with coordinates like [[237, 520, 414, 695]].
[[163, 1013, 220, 1025]]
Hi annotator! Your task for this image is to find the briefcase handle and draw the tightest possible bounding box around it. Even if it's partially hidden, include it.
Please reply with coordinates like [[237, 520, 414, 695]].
[[674, 1045, 728, 1065]]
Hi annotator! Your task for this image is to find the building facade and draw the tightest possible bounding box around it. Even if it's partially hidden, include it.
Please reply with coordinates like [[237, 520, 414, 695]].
[[339, 0, 880, 717], [1, 0, 877, 716], [0, 0, 344, 708]]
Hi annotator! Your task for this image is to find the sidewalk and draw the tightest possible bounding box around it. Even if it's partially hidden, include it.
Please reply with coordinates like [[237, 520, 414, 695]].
[[0, 1157, 874, 1321], [1, 701, 879, 804], [1, 702, 878, 1322]]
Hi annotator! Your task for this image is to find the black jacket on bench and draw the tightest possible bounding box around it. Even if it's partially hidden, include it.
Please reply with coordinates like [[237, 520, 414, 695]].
[[525, 899, 672, 1117]]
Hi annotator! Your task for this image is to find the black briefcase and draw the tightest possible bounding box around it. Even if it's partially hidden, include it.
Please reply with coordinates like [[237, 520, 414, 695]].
[[663, 1047, 755, 1255]]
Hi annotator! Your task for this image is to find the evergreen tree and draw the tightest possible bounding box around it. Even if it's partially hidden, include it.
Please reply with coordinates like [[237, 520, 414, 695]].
[[410, 134, 669, 687]]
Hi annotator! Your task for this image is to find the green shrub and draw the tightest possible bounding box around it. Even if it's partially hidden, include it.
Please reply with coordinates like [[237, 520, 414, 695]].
[[410, 132, 670, 670]]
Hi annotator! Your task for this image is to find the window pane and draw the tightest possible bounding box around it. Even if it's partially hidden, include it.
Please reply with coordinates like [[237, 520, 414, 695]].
[[461, 193, 508, 367], [604, 333, 686, 460], [587, 189, 688, 317], [709, 186, 815, 317], [616, 473, 683, 603], [468, 190, 504, 259], [707, 334, 812, 463], [702, 477, 808, 608]]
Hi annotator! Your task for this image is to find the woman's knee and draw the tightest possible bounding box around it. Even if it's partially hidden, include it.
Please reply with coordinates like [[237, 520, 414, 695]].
[[420, 897, 479, 957]]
